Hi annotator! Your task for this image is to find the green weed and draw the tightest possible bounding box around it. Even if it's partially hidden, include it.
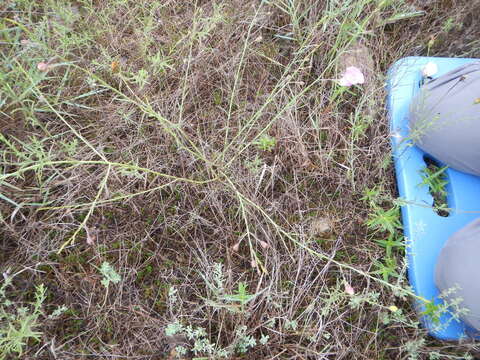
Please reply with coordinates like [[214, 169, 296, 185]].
[[99, 261, 121, 288], [0, 273, 46, 359], [418, 161, 449, 216], [254, 134, 277, 152], [165, 265, 266, 358]]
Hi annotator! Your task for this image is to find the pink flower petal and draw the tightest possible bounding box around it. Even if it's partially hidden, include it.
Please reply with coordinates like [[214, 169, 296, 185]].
[[338, 77, 353, 86], [37, 62, 49, 72], [338, 66, 365, 87], [344, 282, 355, 295], [345, 66, 365, 84], [232, 242, 240, 252]]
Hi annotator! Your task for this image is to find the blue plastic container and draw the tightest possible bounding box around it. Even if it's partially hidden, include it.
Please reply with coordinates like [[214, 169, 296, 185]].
[[387, 56, 480, 340]]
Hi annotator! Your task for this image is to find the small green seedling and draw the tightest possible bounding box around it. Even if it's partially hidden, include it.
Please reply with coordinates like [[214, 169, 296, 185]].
[[418, 163, 449, 216], [254, 134, 277, 152], [419, 165, 448, 197], [421, 300, 442, 325], [99, 261, 121, 288], [375, 233, 404, 258], [97, 262, 121, 306], [366, 205, 402, 234], [221, 282, 255, 312], [373, 257, 399, 282]]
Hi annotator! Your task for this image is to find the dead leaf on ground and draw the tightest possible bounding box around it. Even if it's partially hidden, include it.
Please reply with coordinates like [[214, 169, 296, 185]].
[[84, 226, 96, 245]]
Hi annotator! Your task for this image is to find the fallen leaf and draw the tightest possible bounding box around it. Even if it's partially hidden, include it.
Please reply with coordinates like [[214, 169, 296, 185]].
[[85, 226, 95, 245], [309, 217, 333, 237]]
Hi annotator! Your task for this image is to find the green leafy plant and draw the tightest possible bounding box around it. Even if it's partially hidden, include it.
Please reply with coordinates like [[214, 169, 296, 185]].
[[221, 282, 255, 312], [418, 162, 449, 216], [259, 334, 269, 345], [254, 134, 277, 152], [348, 290, 380, 310], [96, 261, 121, 307], [421, 300, 442, 325], [164, 321, 263, 358], [284, 319, 298, 331], [373, 257, 399, 282], [419, 164, 448, 196], [420, 286, 469, 332], [165, 322, 230, 358], [201, 264, 257, 313], [361, 186, 384, 208], [99, 262, 121, 288], [150, 51, 174, 75], [124, 69, 150, 90], [366, 205, 402, 234], [363, 187, 405, 284], [375, 233, 404, 258], [0, 275, 46, 359], [235, 325, 256, 354], [246, 155, 263, 174], [403, 338, 425, 360], [164, 264, 267, 358]]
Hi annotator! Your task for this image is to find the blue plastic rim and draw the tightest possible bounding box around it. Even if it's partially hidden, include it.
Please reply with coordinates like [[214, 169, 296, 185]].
[[386, 56, 480, 341]]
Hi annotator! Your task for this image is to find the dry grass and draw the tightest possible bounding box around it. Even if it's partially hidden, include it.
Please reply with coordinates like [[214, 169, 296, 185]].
[[1, 0, 480, 359]]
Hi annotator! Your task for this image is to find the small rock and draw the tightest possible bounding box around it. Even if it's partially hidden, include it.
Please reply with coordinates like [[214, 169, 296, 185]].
[[337, 42, 374, 82], [309, 217, 333, 237]]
